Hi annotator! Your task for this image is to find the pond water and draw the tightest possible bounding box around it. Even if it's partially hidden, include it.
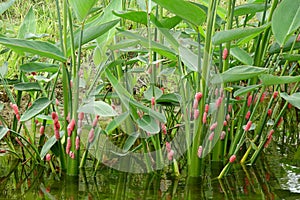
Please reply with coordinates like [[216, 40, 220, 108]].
[[0, 143, 299, 200]]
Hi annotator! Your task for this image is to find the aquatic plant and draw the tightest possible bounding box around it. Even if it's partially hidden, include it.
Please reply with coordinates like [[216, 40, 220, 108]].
[[0, 0, 299, 179]]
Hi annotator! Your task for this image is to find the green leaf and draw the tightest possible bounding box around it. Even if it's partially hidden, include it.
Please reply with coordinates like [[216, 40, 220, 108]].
[[136, 115, 160, 134], [212, 23, 270, 45], [233, 85, 261, 97], [118, 29, 177, 60], [234, 3, 270, 16], [160, 16, 182, 29], [280, 92, 300, 110], [231, 47, 253, 65], [150, 15, 179, 51], [20, 97, 52, 122], [272, 0, 300, 46], [122, 132, 139, 152], [108, 39, 140, 50], [0, 0, 15, 15], [281, 53, 300, 61], [191, 2, 224, 27], [152, 0, 206, 26], [94, 0, 122, 65], [0, 62, 8, 77], [179, 45, 199, 72], [20, 62, 59, 73], [14, 82, 41, 91], [0, 37, 66, 62], [212, 66, 268, 84], [78, 101, 117, 117], [156, 93, 181, 105], [198, 0, 226, 19], [260, 74, 300, 86], [40, 132, 64, 159], [0, 103, 3, 111], [144, 86, 163, 101], [105, 112, 130, 135], [269, 35, 300, 54], [113, 10, 148, 26], [69, 0, 97, 21], [68, 19, 120, 55], [105, 69, 166, 123], [18, 7, 36, 39], [250, 141, 258, 150], [0, 126, 8, 141]]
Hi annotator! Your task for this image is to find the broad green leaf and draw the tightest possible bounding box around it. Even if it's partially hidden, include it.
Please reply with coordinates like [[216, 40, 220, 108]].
[[69, 0, 97, 21], [118, 29, 177, 60], [160, 16, 182, 29], [198, 0, 226, 19], [18, 7, 36, 39], [105, 112, 130, 135], [20, 97, 52, 122], [152, 0, 206, 26], [136, 115, 160, 134], [68, 19, 120, 55], [250, 141, 258, 150], [281, 54, 300, 61], [14, 82, 41, 91], [212, 66, 268, 84], [191, 2, 224, 27], [113, 10, 148, 26], [0, 62, 8, 77], [0, 37, 66, 62], [269, 35, 300, 54], [78, 100, 117, 117], [234, 3, 270, 16], [144, 86, 163, 101], [0, 0, 15, 15], [272, 0, 300, 46], [122, 132, 139, 152], [260, 74, 300, 86], [0, 126, 8, 141], [280, 92, 300, 110], [233, 85, 261, 97], [108, 39, 139, 50], [179, 46, 199, 72], [40, 131, 64, 159], [20, 62, 59, 73], [231, 47, 253, 65], [150, 15, 179, 51], [0, 103, 3, 111], [105, 69, 166, 123], [94, 0, 122, 65], [157, 93, 181, 105], [212, 23, 270, 45]]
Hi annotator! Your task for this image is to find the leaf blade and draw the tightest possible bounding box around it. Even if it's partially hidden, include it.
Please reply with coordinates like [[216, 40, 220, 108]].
[[272, 0, 300, 46], [0, 37, 66, 62], [20, 97, 52, 122]]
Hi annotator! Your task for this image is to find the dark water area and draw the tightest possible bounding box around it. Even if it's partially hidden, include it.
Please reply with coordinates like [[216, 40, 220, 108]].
[[0, 143, 300, 200]]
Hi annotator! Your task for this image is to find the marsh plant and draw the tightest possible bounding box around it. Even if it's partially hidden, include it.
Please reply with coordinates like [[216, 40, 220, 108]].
[[0, 0, 300, 179]]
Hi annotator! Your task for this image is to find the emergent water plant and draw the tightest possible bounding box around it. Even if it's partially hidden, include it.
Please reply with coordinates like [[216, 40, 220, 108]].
[[0, 0, 299, 179]]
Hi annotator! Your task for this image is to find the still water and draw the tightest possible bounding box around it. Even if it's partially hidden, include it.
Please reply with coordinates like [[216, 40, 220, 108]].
[[0, 143, 299, 200]]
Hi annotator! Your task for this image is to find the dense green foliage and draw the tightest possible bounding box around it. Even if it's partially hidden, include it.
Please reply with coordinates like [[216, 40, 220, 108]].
[[0, 0, 299, 179]]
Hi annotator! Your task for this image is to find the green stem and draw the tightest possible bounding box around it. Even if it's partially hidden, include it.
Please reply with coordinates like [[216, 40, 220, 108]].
[[222, 0, 235, 72], [189, 0, 219, 177], [67, 22, 84, 176]]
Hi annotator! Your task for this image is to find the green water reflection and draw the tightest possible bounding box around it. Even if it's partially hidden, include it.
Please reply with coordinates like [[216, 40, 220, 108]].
[[0, 145, 300, 199]]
